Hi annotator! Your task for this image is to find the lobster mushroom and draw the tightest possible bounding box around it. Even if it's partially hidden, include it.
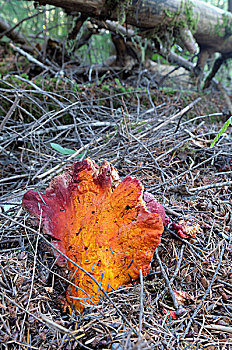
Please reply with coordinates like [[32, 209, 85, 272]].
[[23, 158, 164, 312]]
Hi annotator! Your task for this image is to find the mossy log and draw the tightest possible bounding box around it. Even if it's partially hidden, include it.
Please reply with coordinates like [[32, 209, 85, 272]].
[[31, 0, 232, 55]]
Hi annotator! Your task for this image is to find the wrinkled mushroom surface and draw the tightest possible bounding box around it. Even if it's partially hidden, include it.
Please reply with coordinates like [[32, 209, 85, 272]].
[[23, 158, 163, 311], [172, 219, 200, 239]]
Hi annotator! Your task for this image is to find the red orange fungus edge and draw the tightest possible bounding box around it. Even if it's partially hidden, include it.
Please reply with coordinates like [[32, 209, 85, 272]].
[[22, 158, 164, 312]]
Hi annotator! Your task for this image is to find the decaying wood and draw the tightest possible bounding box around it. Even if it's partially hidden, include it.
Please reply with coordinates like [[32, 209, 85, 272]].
[[17, 0, 230, 87], [178, 27, 198, 54], [0, 1, 230, 86], [111, 33, 139, 69], [32, 0, 232, 55], [216, 82, 232, 114], [203, 52, 232, 89], [0, 16, 26, 44], [68, 13, 88, 40]]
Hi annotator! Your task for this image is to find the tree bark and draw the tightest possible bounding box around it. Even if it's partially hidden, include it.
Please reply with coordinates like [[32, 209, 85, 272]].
[[0, 17, 26, 44], [32, 0, 232, 54], [228, 0, 232, 12]]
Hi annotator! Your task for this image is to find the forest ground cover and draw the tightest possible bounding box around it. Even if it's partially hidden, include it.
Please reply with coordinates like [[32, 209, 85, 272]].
[[0, 47, 232, 349]]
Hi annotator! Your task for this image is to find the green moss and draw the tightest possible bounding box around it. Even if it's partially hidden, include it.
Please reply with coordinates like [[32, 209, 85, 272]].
[[161, 87, 176, 96], [164, 0, 198, 32], [20, 73, 29, 79], [182, 0, 199, 32], [151, 0, 198, 53], [105, 0, 132, 25], [102, 84, 111, 92], [214, 13, 232, 38], [152, 53, 168, 64], [72, 84, 82, 92]]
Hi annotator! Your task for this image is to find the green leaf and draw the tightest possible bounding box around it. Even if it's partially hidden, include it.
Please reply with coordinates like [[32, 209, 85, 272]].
[[50, 143, 80, 156], [210, 115, 232, 148], [114, 78, 122, 86]]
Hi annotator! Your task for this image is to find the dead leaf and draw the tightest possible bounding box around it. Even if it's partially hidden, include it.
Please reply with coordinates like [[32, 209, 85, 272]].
[[174, 290, 195, 305]]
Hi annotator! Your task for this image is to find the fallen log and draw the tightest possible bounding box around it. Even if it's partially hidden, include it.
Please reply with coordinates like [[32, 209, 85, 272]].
[[30, 0, 232, 55]]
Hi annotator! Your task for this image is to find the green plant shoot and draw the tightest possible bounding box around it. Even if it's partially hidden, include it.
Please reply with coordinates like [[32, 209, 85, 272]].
[[210, 115, 232, 147]]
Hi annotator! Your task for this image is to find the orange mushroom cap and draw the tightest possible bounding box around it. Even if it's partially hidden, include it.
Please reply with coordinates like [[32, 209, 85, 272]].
[[22, 158, 163, 312]]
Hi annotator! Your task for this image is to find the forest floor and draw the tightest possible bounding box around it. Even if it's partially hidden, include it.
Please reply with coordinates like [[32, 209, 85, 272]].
[[0, 54, 232, 350]]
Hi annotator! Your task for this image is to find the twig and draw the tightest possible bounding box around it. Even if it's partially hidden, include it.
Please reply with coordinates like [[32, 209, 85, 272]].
[[166, 227, 206, 260], [163, 206, 181, 217], [1, 294, 45, 325], [20, 209, 45, 343], [19, 222, 40, 342], [0, 17, 26, 44], [149, 152, 222, 191], [189, 180, 232, 192], [1, 294, 91, 349], [204, 324, 232, 334], [0, 11, 46, 40], [138, 269, 144, 340], [22, 100, 80, 138], [183, 242, 225, 338], [155, 249, 179, 310], [217, 279, 232, 289], [153, 244, 185, 304], [128, 133, 166, 179], [9, 43, 57, 75], [0, 94, 21, 131], [40, 314, 84, 335], [14, 75, 65, 108], [155, 132, 213, 162], [137, 97, 201, 140], [0, 174, 28, 184]]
